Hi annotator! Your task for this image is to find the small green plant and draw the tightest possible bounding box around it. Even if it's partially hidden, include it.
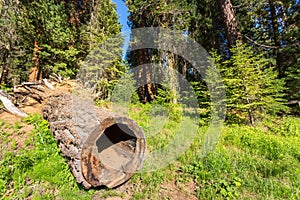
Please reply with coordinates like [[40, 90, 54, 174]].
[[0, 114, 95, 199], [0, 84, 12, 93], [13, 121, 22, 133], [100, 190, 125, 199], [94, 99, 112, 108], [10, 139, 17, 149]]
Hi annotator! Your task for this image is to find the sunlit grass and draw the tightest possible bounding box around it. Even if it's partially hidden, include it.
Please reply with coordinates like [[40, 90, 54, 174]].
[[0, 109, 299, 199]]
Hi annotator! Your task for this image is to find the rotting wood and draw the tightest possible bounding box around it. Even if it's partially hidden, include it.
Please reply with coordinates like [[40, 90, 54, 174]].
[[13, 80, 55, 105], [0, 90, 28, 117], [43, 79, 54, 90], [43, 92, 146, 189], [0, 79, 58, 116]]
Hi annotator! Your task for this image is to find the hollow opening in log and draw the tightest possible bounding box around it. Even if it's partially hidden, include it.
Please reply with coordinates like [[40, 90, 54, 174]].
[[96, 123, 137, 170]]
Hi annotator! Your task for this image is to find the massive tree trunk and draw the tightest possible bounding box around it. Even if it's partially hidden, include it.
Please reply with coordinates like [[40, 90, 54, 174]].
[[219, 0, 242, 47], [136, 48, 155, 103], [43, 93, 146, 189]]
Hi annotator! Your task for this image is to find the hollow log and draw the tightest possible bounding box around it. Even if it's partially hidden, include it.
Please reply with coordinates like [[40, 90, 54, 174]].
[[42, 93, 146, 189]]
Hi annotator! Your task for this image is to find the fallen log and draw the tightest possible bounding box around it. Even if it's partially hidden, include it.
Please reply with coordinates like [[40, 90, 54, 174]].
[[0, 90, 28, 117], [43, 93, 146, 189], [13, 79, 56, 106]]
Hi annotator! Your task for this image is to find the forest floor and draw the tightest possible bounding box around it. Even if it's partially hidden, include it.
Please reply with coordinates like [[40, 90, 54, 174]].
[[0, 82, 299, 199], [0, 90, 198, 199]]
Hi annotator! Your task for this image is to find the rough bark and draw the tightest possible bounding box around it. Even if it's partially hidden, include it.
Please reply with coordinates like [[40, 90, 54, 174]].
[[43, 93, 146, 189], [219, 0, 242, 47], [136, 49, 155, 103], [29, 39, 42, 82]]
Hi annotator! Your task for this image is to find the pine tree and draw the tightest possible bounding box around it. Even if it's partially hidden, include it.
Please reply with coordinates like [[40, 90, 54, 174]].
[[215, 44, 288, 124], [0, 0, 30, 85], [126, 0, 193, 103], [187, 0, 223, 51], [235, 0, 300, 111], [78, 0, 124, 100], [18, 0, 80, 80], [0, 0, 17, 85]]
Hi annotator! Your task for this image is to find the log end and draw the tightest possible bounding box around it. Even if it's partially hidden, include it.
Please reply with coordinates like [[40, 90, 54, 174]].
[[43, 92, 146, 189], [81, 117, 146, 188]]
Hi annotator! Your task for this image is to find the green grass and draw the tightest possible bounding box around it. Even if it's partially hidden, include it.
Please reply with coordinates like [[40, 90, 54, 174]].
[[179, 117, 300, 199], [0, 114, 96, 199], [127, 103, 300, 199], [0, 105, 299, 199]]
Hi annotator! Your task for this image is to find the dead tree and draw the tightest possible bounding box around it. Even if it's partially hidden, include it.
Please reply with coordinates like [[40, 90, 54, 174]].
[[43, 93, 146, 189], [0, 90, 28, 117]]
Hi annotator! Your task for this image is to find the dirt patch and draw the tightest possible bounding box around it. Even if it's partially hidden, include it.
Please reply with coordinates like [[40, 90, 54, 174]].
[[91, 178, 198, 200], [0, 114, 34, 155], [0, 111, 24, 125], [159, 180, 198, 200], [0, 80, 76, 154]]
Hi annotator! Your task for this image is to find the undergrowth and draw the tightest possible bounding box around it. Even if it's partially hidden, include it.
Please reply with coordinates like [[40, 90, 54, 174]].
[[127, 103, 300, 199], [0, 114, 95, 199], [0, 106, 299, 199], [180, 116, 300, 199]]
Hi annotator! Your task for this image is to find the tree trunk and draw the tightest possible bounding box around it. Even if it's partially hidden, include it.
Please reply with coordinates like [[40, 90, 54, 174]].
[[269, 0, 283, 77], [29, 39, 42, 82], [136, 48, 155, 103], [43, 93, 146, 189], [219, 0, 242, 47], [0, 48, 9, 85], [168, 53, 178, 104], [134, 16, 156, 103], [0, 65, 8, 85]]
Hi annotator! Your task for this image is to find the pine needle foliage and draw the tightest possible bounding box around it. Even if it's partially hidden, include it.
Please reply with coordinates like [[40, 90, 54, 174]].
[[214, 44, 288, 124]]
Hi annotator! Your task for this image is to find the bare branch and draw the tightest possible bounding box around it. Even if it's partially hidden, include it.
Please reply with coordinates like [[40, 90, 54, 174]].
[[243, 35, 300, 49], [0, 90, 28, 117]]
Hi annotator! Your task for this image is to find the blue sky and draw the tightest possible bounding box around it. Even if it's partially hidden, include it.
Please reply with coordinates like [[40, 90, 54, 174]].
[[112, 0, 130, 32]]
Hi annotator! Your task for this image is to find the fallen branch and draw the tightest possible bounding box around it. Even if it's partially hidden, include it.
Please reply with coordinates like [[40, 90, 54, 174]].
[[49, 73, 63, 83], [43, 79, 54, 90], [0, 90, 28, 117], [286, 100, 300, 106], [243, 35, 300, 49]]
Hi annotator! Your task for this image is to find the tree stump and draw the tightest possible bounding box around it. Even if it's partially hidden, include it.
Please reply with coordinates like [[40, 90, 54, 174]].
[[42, 93, 146, 189]]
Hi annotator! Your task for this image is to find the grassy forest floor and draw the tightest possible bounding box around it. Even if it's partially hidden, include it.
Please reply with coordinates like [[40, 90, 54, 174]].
[[0, 88, 299, 199]]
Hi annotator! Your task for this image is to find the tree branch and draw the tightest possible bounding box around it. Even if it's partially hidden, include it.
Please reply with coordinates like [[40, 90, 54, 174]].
[[0, 90, 28, 117], [243, 35, 300, 49]]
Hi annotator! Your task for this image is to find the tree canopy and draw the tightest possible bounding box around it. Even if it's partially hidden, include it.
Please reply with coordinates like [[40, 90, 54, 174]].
[[0, 0, 299, 120]]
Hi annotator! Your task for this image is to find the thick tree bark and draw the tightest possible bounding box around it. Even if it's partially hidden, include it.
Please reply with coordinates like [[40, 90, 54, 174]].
[[136, 49, 155, 103], [43, 93, 146, 189], [219, 0, 242, 47], [29, 39, 42, 82]]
